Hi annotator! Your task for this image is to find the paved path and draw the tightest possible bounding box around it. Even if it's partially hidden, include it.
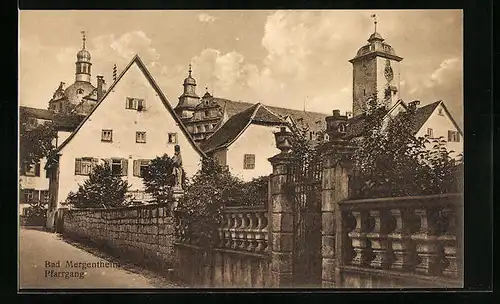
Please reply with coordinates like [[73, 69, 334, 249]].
[[19, 227, 179, 289]]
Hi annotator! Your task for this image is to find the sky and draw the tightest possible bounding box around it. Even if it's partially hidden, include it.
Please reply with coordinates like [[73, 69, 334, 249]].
[[19, 10, 463, 126]]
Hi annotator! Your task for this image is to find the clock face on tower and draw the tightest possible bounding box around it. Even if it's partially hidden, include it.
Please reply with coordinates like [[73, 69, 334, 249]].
[[384, 60, 394, 82]]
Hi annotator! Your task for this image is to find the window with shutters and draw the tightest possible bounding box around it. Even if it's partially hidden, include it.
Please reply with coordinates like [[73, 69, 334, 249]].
[[168, 133, 177, 144], [75, 157, 98, 175], [448, 130, 460, 142], [23, 189, 35, 203], [125, 97, 146, 111], [136, 131, 146, 143], [102, 129, 113, 142], [243, 154, 255, 170], [23, 162, 40, 177], [109, 158, 128, 176], [133, 159, 151, 177], [40, 190, 50, 204], [426, 128, 434, 138]]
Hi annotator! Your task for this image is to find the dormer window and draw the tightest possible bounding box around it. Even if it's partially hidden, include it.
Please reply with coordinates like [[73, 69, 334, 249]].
[[77, 89, 84, 94]]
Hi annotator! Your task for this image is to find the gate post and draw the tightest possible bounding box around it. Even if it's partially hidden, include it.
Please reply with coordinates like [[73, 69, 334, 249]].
[[321, 110, 356, 287], [268, 127, 295, 287]]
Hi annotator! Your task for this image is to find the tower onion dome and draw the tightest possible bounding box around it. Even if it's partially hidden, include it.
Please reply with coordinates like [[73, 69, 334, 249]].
[[183, 65, 197, 86], [77, 48, 91, 62]]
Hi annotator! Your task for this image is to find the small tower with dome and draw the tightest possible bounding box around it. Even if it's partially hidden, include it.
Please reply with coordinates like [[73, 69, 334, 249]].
[[75, 31, 92, 83], [349, 14, 404, 117], [174, 64, 201, 120], [48, 31, 101, 115]]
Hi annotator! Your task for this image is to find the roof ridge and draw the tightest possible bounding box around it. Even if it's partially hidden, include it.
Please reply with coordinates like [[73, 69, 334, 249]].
[[55, 54, 205, 157]]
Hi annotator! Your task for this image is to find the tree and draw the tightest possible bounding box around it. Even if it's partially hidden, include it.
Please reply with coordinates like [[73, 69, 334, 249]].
[[66, 163, 130, 208], [141, 154, 179, 204], [176, 157, 244, 249], [238, 176, 270, 206], [350, 97, 464, 198], [19, 111, 57, 167]]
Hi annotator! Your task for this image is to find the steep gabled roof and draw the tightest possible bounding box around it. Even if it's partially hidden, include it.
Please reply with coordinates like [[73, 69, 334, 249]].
[[201, 103, 286, 153], [412, 101, 441, 134], [55, 54, 205, 157], [413, 100, 463, 136]]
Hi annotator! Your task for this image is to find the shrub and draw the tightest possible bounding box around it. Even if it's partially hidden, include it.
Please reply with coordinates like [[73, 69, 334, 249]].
[[66, 163, 130, 208]]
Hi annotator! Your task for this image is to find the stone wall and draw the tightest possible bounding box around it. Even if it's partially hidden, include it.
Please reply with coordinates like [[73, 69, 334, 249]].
[[174, 243, 271, 288], [62, 204, 176, 270]]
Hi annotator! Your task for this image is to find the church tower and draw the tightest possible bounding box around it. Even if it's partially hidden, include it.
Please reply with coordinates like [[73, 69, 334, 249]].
[[174, 64, 200, 120], [349, 16, 403, 117], [75, 31, 92, 83]]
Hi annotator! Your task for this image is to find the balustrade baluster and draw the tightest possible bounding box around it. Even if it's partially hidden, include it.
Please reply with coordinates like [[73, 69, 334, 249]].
[[238, 213, 248, 250], [388, 208, 416, 271], [411, 208, 443, 275], [230, 214, 238, 249], [224, 213, 232, 249], [438, 208, 459, 277], [254, 212, 265, 253], [348, 210, 371, 266], [246, 213, 257, 252], [366, 210, 393, 269]]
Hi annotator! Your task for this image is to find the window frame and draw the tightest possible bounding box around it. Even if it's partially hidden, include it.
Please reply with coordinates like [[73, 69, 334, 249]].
[[168, 133, 178, 144], [426, 128, 434, 138], [448, 130, 460, 142], [243, 154, 256, 170], [125, 97, 146, 111], [101, 129, 113, 142], [438, 108, 444, 116], [136, 131, 146, 143], [75, 157, 98, 176]]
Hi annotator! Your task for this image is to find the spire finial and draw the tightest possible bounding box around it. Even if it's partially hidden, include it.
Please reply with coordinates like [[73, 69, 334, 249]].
[[81, 30, 86, 49], [188, 63, 192, 77], [370, 14, 377, 33]]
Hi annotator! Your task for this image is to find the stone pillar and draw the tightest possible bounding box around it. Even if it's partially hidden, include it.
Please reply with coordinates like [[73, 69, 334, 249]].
[[321, 110, 356, 287], [268, 127, 295, 287]]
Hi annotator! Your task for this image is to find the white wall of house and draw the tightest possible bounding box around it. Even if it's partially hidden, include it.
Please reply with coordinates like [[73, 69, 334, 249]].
[[415, 103, 463, 159], [53, 61, 202, 210], [226, 124, 282, 182]]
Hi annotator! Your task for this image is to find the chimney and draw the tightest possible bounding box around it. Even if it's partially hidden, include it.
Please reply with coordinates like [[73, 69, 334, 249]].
[[408, 100, 420, 109], [97, 76, 106, 102]]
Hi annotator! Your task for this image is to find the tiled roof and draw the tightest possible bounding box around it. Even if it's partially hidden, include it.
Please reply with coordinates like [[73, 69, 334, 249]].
[[208, 98, 328, 132], [344, 101, 442, 139], [412, 101, 441, 134], [201, 103, 286, 153], [20, 106, 54, 121], [20, 106, 85, 130]]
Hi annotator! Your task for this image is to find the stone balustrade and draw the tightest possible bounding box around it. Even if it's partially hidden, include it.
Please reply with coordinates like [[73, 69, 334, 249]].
[[337, 193, 463, 287], [218, 205, 269, 254]]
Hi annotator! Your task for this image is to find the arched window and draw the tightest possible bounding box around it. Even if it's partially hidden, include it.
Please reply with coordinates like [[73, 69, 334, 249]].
[[338, 124, 346, 133], [77, 89, 84, 95]]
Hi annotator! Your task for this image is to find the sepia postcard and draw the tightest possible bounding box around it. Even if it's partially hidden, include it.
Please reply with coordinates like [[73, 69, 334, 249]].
[[19, 9, 464, 290]]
